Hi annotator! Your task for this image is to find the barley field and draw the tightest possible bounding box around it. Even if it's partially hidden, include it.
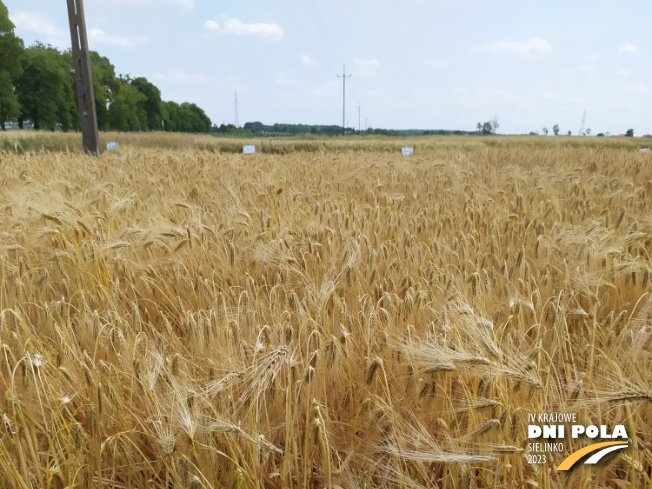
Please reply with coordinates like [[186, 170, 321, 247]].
[[0, 135, 650, 488]]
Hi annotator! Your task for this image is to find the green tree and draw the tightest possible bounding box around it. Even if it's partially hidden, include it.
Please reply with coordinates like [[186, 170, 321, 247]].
[[130, 77, 162, 131], [15, 43, 74, 131], [542, 127, 548, 136], [161, 100, 180, 132], [90, 51, 118, 131], [625, 128, 634, 137], [58, 50, 80, 132], [180, 102, 211, 133], [552, 124, 559, 136], [0, 0, 24, 129], [167, 102, 212, 133], [0, 71, 19, 130], [108, 77, 147, 131]]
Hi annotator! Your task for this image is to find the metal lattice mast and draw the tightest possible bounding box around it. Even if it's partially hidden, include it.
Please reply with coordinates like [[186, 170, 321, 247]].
[[234, 90, 239, 128], [358, 103, 361, 132], [337, 65, 351, 135], [66, 0, 99, 155]]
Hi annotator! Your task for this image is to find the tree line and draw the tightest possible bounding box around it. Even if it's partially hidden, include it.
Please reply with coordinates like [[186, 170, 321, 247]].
[[238, 123, 478, 137], [241, 121, 347, 136], [0, 1, 211, 133]]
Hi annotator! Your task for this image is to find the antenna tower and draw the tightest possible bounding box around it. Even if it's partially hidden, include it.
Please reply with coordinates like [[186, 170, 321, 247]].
[[578, 110, 586, 136], [337, 65, 351, 135], [234, 90, 239, 128], [358, 103, 361, 132]]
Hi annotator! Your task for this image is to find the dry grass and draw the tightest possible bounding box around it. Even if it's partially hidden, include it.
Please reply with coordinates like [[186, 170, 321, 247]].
[[0, 134, 650, 488]]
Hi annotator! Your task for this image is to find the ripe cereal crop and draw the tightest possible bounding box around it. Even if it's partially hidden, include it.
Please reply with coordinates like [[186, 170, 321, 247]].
[[0, 134, 650, 488]]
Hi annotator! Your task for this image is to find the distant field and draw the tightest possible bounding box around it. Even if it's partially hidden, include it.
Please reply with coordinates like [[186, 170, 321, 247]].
[[0, 133, 650, 488], [1, 129, 651, 154]]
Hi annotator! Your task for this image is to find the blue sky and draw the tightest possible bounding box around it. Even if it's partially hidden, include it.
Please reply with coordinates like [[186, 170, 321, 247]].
[[5, 0, 652, 135]]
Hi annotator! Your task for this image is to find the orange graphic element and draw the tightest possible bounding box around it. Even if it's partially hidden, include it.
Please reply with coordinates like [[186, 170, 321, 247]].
[[557, 441, 628, 471]]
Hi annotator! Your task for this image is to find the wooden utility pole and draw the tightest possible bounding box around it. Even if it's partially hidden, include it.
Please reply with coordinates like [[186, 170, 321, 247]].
[[66, 0, 99, 155]]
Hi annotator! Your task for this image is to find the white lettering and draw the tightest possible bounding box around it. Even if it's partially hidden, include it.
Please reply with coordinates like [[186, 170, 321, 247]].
[[612, 425, 628, 438], [586, 426, 599, 438], [528, 425, 542, 438], [572, 425, 585, 438]]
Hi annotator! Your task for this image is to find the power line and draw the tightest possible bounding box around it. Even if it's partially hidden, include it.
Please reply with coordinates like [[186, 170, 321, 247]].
[[306, 0, 342, 64], [275, 0, 322, 61], [337, 65, 351, 135]]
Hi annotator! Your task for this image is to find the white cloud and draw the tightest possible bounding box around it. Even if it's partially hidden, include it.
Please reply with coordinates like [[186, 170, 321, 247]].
[[577, 64, 596, 75], [90, 0, 194, 7], [354, 57, 380, 76], [153, 71, 210, 83], [362, 89, 384, 98], [626, 84, 650, 94], [480, 38, 552, 59], [170, 0, 195, 6], [303, 81, 339, 97], [540, 90, 559, 99], [205, 20, 220, 31], [10, 11, 67, 46], [301, 55, 317, 67], [88, 28, 148, 48], [205, 16, 283, 41], [409, 56, 453, 68], [619, 43, 640, 54], [90, 0, 152, 5], [615, 66, 628, 76], [275, 76, 303, 87]]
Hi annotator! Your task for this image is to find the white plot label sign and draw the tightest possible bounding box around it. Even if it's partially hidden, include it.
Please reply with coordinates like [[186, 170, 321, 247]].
[[106, 142, 119, 151], [243, 145, 256, 154], [402, 147, 414, 156]]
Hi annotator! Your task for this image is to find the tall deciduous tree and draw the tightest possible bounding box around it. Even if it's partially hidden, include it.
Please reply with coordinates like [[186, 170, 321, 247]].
[[131, 77, 162, 131], [179, 103, 211, 133], [0, 0, 24, 129], [90, 51, 118, 131], [1, 0, 212, 133], [162, 100, 180, 132], [162, 101, 211, 133], [16, 43, 74, 131], [108, 77, 147, 131]]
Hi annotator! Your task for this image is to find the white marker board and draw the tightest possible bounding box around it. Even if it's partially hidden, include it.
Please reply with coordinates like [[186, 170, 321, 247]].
[[402, 147, 414, 156], [243, 145, 256, 154], [106, 142, 119, 151]]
